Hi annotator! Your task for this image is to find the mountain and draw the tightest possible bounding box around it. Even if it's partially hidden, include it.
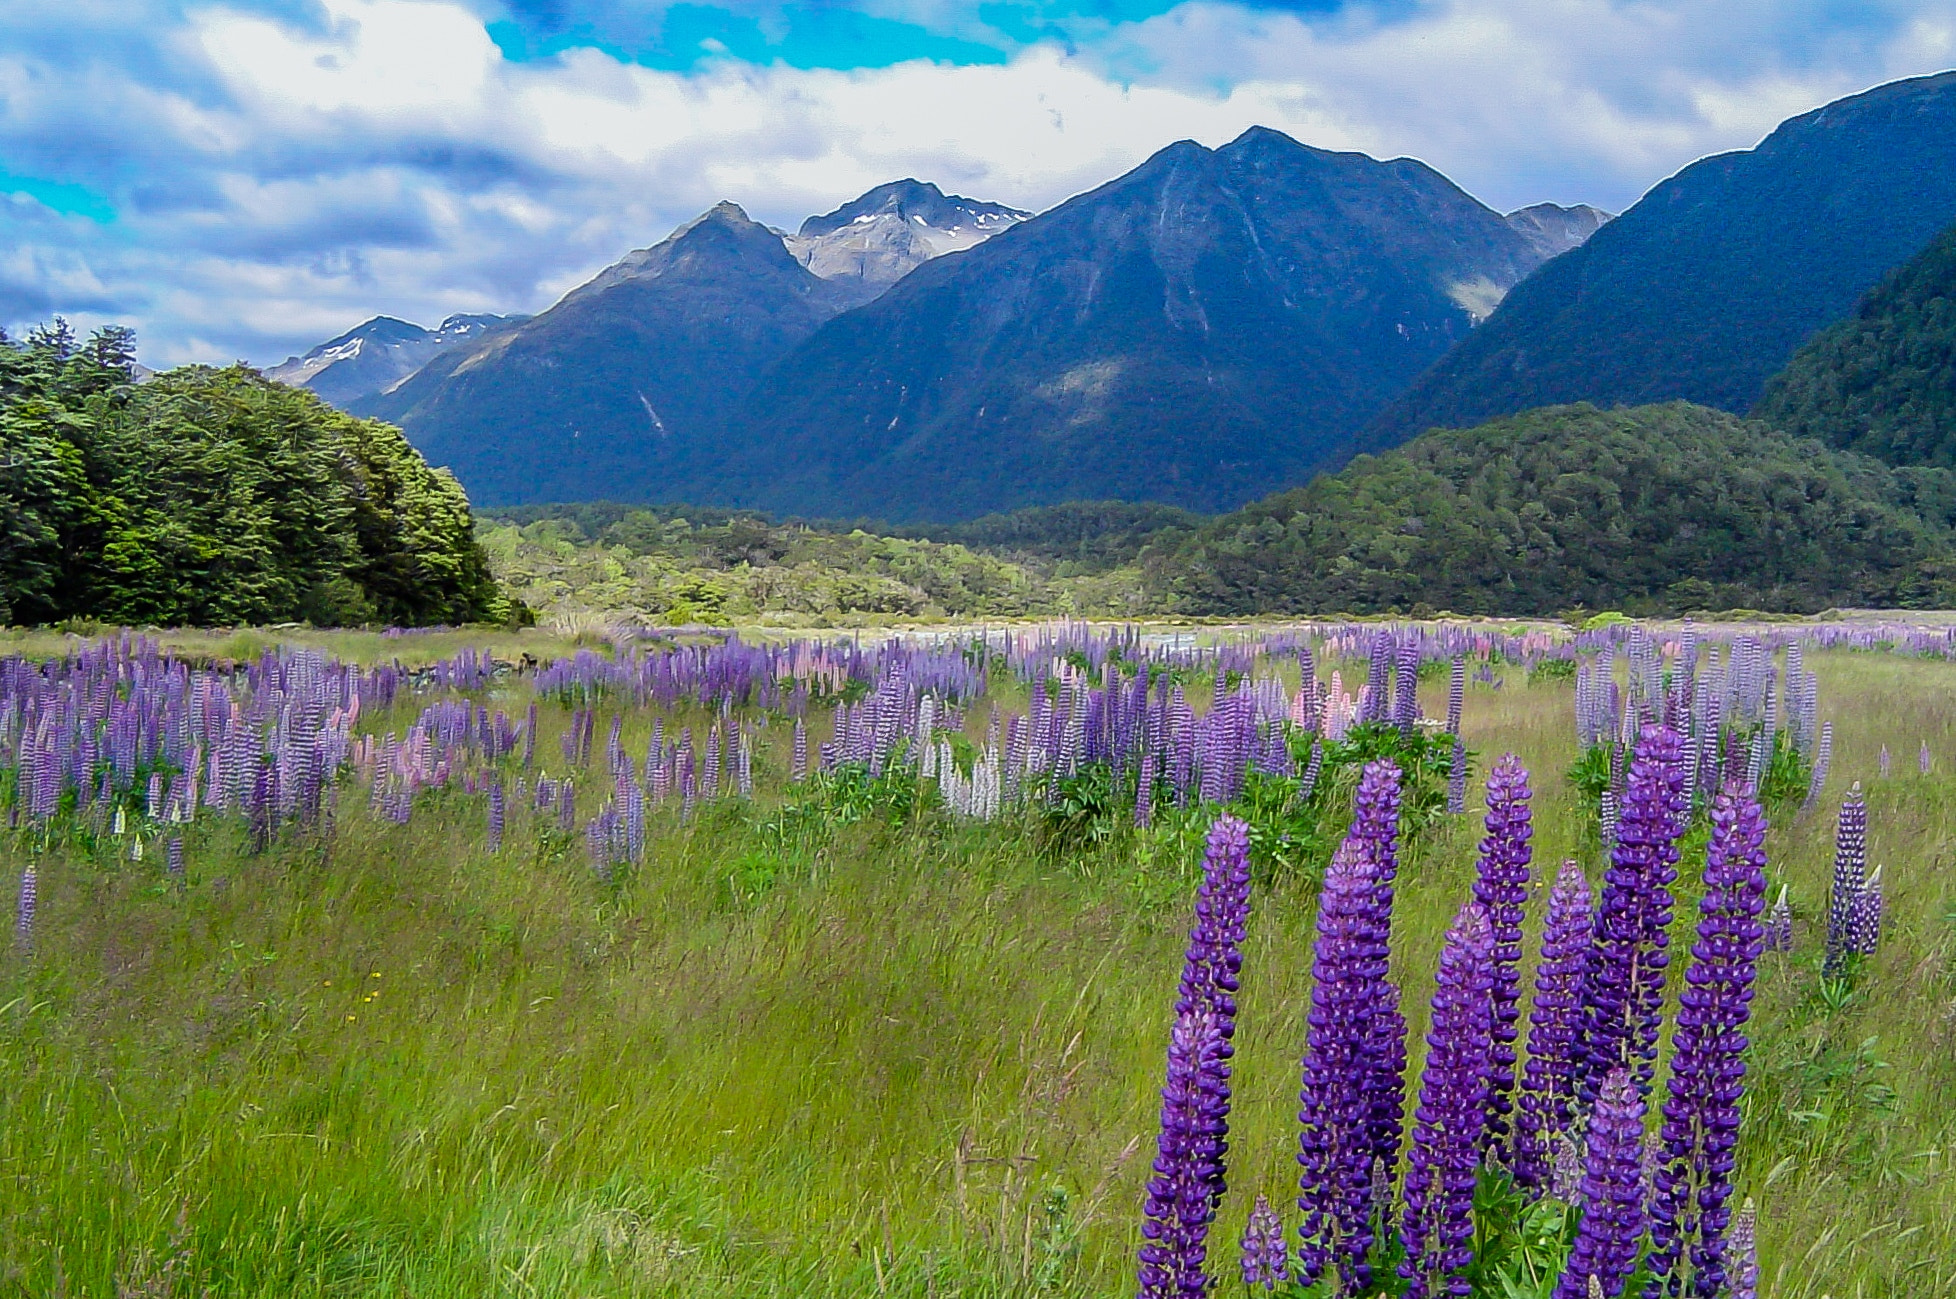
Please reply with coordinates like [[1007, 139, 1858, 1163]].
[[1754, 218, 1956, 467], [358, 202, 852, 506], [785, 180, 1029, 306], [266, 313, 521, 407], [1502, 203, 1612, 262], [1370, 71, 1956, 445], [705, 126, 1556, 522], [1147, 402, 1956, 616]]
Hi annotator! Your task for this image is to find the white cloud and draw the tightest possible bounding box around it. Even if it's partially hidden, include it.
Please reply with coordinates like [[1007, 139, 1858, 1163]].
[[1, 0, 1951, 366]]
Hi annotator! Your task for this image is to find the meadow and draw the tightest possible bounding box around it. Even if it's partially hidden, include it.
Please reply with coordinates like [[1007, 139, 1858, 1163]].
[[0, 621, 1952, 1298]]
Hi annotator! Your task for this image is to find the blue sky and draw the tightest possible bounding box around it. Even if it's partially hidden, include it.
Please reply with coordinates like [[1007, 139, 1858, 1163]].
[[2, 0, 1951, 365]]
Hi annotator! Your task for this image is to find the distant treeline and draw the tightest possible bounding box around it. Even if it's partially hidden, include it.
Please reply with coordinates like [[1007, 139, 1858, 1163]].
[[0, 321, 507, 627]]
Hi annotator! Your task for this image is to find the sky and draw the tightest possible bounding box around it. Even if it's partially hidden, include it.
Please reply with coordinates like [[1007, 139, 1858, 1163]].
[[2, 1, 1952, 367]]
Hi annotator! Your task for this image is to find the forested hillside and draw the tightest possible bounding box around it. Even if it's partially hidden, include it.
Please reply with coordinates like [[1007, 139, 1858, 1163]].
[[1148, 402, 1956, 616], [1755, 219, 1956, 467], [1369, 71, 1956, 444], [0, 321, 507, 627]]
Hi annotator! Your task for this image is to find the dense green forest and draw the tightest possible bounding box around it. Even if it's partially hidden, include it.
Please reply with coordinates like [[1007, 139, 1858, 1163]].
[[1755, 218, 1956, 467], [0, 321, 507, 627], [1145, 402, 1956, 616]]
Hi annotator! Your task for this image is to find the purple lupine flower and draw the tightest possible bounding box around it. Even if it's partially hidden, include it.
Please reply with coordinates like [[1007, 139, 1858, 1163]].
[[1580, 725, 1688, 1104], [1362, 635, 1391, 725], [1174, 816, 1253, 1211], [1517, 872, 1596, 1197], [1848, 866, 1884, 957], [1136, 749, 1157, 828], [1553, 1067, 1647, 1299], [1399, 902, 1496, 1299], [1295, 839, 1383, 1291], [1823, 786, 1867, 977], [15, 862, 36, 947], [1138, 1009, 1230, 1299], [1921, 741, 1933, 775], [1726, 1200, 1758, 1299], [792, 718, 808, 782], [1298, 739, 1323, 805], [1351, 761, 1409, 1193], [166, 837, 184, 882], [1549, 1133, 1583, 1204], [487, 776, 505, 852], [1447, 738, 1467, 815], [1879, 744, 1891, 778], [1648, 781, 1767, 1299], [1473, 754, 1533, 1166], [1239, 1193, 1288, 1290]]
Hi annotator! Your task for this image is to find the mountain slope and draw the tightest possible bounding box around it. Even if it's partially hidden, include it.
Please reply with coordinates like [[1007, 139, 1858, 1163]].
[[266, 314, 521, 408], [1370, 71, 1956, 445], [1149, 402, 1956, 616], [785, 180, 1028, 307], [710, 126, 1552, 521], [359, 203, 850, 506], [1754, 218, 1956, 467]]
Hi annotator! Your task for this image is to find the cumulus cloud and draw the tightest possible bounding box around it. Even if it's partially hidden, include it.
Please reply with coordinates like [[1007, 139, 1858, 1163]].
[[0, 0, 1950, 366]]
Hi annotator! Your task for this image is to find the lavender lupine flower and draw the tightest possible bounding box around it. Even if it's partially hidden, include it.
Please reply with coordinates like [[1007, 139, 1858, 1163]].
[[1727, 1200, 1758, 1299], [1879, 744, 1891, 778], [1362, 636, 1392, 725], [166, 837, 184, 882], [1138, 1009, 1230, 1299], [1473, 754, 1533, 1166], [1394, 636, 1421, 739], [1803, 721, 1833, 810], [1298, 740, 1324, 805], [1296, 840, 1384, 1291], [1239, 1194, 1288, 1290], [1447, 738, 1467, 815], [1446, 656, 1465, 736], [792, 718, 808, 782], [1399, 903, 1496, 1299], [1553, 1067, 1648, 1299], [15, 862, 36, 947], [1824, 786, 1867, 977], [1848, 866, 1884, 957], [1136, 749, 1158, 828], [1549, 1134, 1584, 1204], [1581, 726, 1688, 1105], [1516, 859, 1594, 1193], [1648, 783, 1767, 1299], [1922, 741, 1933, 776]]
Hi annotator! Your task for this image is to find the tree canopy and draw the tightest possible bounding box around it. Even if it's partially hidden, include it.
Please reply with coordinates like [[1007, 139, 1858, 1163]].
[[0, 321, 507, 627]]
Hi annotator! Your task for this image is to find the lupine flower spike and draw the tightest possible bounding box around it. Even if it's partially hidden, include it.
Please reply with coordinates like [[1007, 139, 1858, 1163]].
[[1239, 1194, 1288, 1290], [1138, 1010, 1229, 1299], [1553, 1067, 1647, 1299], [1295, 840, 1384, 1291], [1824, 786, 1867, 977], [1398, 903, 1495, 1299], [1580, 725, 1688, 1104], [1649, 781, 1767, 1299], [1727, 1199, 1759, 1299], [14, 863, 36, 948], [1471, 754, 1533, 1166], [1763, 885, 1793, 953], [1516, 860, 1592, 1192]]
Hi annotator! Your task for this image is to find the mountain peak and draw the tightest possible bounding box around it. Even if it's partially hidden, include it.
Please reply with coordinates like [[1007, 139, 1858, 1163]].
[[788, 179, 1031, 304], [1502, 202, 1613, 261]]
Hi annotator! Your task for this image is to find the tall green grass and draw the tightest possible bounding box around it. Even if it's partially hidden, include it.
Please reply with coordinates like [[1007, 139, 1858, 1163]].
[[1, 651, 1952, 1296]]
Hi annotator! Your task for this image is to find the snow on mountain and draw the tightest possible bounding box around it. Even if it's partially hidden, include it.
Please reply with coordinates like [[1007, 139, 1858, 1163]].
[[785, 180, 1030, 306], [267, 313, 525, 409]]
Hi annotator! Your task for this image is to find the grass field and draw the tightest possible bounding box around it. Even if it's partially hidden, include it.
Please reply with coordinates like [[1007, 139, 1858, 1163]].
[[1, 632, 1952, 1297]]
